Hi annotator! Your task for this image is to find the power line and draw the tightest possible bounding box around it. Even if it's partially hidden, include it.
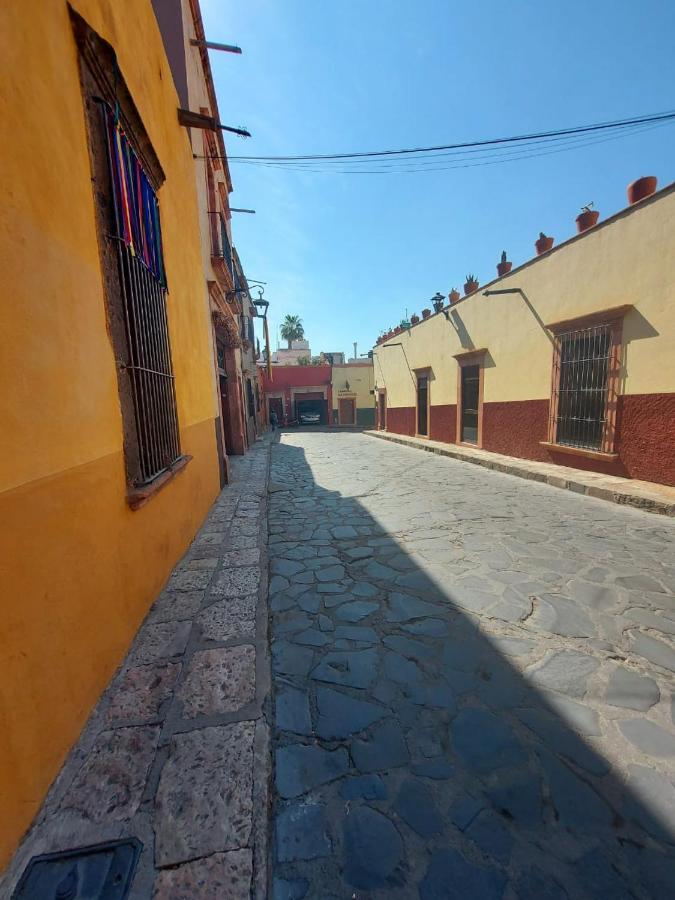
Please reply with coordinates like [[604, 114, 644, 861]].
[[222, 108, 675, 162], [231, 122, 661, 171], [200, 120, 670, 176]]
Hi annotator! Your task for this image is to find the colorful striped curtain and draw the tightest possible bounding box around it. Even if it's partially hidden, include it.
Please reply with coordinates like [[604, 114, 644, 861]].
[[102, 105, 167, 287]]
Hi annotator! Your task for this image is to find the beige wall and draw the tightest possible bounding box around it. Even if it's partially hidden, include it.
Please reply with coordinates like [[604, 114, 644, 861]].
[[332, 364, 375, 410], [374, 187, 675, 409]]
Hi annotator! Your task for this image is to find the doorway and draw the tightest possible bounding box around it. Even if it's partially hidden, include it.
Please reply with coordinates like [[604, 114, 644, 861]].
[[339, 397, 356, 425], [416, 373, 429, 437], [268, 396, 284, 425], [460, 364, 480, 444], [378, 391, 386, 430]]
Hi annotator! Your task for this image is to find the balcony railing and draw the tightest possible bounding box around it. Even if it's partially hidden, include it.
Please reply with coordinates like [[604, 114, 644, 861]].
[[208, 211, 233, 279]]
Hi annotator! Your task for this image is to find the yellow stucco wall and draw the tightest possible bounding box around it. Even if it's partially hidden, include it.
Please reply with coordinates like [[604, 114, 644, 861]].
[[0, 0, 220, 867], [374, 187, 675, 409], [332, 364, 375, 410]]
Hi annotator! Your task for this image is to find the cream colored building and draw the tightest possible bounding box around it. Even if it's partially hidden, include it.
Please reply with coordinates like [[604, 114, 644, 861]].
[[332, 362, 375, 427], [374, 183, 675, 486]]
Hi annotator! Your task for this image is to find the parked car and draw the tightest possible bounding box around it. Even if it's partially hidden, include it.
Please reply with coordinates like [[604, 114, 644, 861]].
[[299, 411, 321, 425]]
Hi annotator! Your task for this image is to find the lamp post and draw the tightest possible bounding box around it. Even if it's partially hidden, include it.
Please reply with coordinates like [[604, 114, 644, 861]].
[[252, 290, 273, 379], [431, 292, 445, 313]]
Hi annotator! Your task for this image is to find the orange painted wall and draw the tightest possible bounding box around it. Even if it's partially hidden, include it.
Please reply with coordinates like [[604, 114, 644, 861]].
[[0, 0, 220, 867]]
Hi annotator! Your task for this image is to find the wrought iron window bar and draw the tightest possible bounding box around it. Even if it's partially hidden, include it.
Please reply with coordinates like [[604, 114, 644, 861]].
[[552, 323, 612, 452], [208, 210, 233, 276]]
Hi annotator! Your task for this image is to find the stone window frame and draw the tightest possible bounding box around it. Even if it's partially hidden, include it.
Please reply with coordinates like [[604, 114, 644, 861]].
[[541, 305, 631, 461]]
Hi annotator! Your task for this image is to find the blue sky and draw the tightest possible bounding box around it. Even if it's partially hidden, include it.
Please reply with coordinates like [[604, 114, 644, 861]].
[[202, 0, 675, 358]]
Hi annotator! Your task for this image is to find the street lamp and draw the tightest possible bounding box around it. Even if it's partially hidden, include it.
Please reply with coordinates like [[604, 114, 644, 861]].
[[431, 292, 445, 313], [252, 291, 269, 318]]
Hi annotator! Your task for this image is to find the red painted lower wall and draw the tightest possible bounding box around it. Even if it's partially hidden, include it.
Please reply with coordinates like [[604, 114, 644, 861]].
[[384, 393, 675, 486], [482, 400, 550, 462], [386, 407, 416, 437], [616, 393, 675, 486], [430, 404, 457, 443]]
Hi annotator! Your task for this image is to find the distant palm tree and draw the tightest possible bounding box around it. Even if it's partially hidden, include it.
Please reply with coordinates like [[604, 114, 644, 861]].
[[280, 314, 304, 349]]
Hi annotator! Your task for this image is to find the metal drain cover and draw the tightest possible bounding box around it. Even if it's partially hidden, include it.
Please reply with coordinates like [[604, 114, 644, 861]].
[[12, 838, 142, 899]]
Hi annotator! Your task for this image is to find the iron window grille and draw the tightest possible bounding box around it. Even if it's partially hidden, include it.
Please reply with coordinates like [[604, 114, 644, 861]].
[[209, 211, 233, 275], [246, 379, 256, 418], [100, 105, 181, 485], [551, 323, 613, 452]]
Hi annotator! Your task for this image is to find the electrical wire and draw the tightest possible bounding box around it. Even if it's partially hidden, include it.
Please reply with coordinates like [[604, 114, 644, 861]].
[[212, 120, 671, 175], [223, 108, 675, 162]]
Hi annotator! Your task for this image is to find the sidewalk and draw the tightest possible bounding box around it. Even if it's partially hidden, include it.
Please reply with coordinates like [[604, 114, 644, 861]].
[[365, 430, 675, 517], [2, 440, 272, 899]]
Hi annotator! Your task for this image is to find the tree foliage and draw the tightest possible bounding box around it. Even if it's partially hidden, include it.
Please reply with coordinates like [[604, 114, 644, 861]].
[[280, 314, 304, 349]]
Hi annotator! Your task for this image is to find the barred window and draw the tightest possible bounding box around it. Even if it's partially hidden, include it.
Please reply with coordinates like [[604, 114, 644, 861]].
[[246, 379, 255, 418], [74, 12, 182, 494], [101, 106, 181, 484], [550, 323, 619, 453]]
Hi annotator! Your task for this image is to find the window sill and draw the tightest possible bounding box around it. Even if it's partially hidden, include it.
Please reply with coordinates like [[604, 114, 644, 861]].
[[127, 455, 192, 510], [539, 442, 618, 462]]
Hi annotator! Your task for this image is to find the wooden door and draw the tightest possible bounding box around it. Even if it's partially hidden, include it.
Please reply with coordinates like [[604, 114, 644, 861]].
[[378, 392, 386, 430], [339, 397, 356, 425], [416, 374, 429, 436], [460, 364, 480, 443]]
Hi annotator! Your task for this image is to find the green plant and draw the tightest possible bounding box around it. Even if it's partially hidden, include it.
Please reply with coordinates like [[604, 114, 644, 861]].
[[297, 355, 311, 365], [500, 251, 507, 263], [280, 314, 305, 349], [465, 273, 477, 283]]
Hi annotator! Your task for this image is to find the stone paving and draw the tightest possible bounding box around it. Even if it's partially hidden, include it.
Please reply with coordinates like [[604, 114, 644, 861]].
[[2, 441, 271, 900], [268, 430, 675, 899]]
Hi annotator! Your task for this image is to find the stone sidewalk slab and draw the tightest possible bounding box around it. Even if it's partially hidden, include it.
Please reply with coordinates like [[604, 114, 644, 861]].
[[365, 429, 675, 516], [1, 440, 272, 900]]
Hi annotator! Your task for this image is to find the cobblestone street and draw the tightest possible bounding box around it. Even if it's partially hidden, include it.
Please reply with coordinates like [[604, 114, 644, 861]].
[[269, 430, 675, 899]]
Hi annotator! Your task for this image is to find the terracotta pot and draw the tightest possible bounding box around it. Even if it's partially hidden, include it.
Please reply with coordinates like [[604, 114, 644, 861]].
[[464, 280, 479, 295], [421, 308, 431, 319], [535, 233, 554, 255], [449, 289, 460, 304], [627, 176, 657, 205], [576, 209, 599, 233], [394, 326, 403, 335], [410, 314, 420, 325], [497, 260, 512, 277]]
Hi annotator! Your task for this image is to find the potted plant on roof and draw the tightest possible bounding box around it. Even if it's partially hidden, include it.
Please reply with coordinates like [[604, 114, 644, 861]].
[[576, 203, 599, 233], [627, 176, 657, 205], [411, 313, 420, 325], [497, 251, 512, 277], [464, 274, 479, 295], [535, 232, 554, 255], [449, 288, 460, 303], [421, 307, 431, 319]]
